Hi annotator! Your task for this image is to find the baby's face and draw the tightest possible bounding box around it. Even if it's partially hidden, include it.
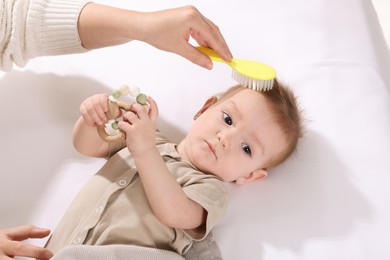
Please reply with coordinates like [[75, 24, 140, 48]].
[[179, 88, 287, 183]]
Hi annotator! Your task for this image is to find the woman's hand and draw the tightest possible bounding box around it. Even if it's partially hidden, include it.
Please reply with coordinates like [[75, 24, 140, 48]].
[[0, 225, 53, 260], [138, 5, 233, 69]]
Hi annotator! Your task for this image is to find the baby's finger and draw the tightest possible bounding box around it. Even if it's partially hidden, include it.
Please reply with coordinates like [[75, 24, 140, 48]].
[[82, 95, 108, 126], [130, 103, 147, 119], [117, 117, 135, 135], [82, 102, 102, 126], [147, 96, 159, 122], [117, 121, 130, 133], [122, 111, 139, 125], [92, 95, 108, 122]]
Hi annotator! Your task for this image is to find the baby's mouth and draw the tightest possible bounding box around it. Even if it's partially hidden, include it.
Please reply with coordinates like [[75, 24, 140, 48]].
[[206, 141, 217, 158]]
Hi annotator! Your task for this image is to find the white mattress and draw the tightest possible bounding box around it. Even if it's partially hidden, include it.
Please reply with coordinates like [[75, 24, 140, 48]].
[[1, 0, 389, 259]]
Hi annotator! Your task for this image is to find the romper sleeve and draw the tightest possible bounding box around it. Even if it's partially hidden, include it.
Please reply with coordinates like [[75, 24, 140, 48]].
[[0, 0, 90, 71], [182, 176, 229, 241], [106, 139, 127, 159]]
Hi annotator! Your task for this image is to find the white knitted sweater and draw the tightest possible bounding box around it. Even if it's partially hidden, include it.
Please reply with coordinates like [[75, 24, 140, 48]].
[[0, 0, 90, 71]]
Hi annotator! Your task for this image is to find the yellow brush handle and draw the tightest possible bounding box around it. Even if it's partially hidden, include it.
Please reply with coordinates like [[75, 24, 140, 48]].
[[196, 46, 228, 64], [195, 45, 276, 88]]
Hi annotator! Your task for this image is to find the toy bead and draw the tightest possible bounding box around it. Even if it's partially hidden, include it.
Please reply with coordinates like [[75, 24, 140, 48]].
[[108, 95, 117, 102], [136, 93, 147, 105], [119, 85, 130, 96], [111, 121, 119, 130], [99, 85, 148, 143], [129, 86, 140, 97], [112, 89, 121, 99]]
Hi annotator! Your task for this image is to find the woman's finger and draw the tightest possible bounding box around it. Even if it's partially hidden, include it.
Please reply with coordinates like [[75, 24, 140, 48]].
[[4, 225, 50, 241]]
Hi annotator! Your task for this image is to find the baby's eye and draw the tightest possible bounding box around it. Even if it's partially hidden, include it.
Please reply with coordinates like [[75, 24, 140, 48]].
[[242, 143, 252, 156], [223, 112, 233, 125]]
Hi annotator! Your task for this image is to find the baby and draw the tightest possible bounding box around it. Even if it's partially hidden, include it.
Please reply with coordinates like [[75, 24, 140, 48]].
[[45, 80, 303, 257]]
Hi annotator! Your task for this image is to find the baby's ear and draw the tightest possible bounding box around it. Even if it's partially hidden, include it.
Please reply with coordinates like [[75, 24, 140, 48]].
[[193, 96, 218, 120], [235, 169, 268, 185]]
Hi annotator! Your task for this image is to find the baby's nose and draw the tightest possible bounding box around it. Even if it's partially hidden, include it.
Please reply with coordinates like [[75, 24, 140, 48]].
[[217, 132, 230, 150]]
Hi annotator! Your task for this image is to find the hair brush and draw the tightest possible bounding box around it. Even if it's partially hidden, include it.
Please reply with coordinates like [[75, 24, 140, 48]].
[[196, 46, 276, 91]]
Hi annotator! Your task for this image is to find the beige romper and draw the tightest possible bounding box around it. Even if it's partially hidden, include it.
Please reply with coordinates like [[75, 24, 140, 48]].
[[45, 132, 229, 255]]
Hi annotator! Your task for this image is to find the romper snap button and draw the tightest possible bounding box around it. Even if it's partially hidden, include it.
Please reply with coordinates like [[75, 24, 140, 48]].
[[95, 205, 103, 213], [73, 237, 82, 244], [118, 179, 127, 186]]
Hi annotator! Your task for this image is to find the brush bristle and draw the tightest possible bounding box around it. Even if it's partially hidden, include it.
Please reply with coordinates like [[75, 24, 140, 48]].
[[231, 70, 274, 91]]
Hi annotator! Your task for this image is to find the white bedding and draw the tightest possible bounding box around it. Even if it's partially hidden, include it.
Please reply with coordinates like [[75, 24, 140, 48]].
[[1, 0, 389, 259]]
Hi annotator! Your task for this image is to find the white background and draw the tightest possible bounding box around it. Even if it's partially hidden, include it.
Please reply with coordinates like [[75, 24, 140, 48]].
[[1, 0, 389, 259]]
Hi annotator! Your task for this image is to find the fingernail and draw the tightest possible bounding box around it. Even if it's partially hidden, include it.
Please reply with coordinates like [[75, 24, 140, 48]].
[[33, 227, 50, 232], [206, 62, 213, 70], [43, 250, 54, 259]]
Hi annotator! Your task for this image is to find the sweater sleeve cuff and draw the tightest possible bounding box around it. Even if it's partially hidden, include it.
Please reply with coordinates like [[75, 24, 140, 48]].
[[27, 0, 92, 57]]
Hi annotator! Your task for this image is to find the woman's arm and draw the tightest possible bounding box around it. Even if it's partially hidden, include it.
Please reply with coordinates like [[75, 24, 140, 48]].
[[1, 0, 231, 71], [0, 0, 89, 71], [78, 3, 232, 69]]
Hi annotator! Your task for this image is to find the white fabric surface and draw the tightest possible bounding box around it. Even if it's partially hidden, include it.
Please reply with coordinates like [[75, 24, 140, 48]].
[[1, 0, 389, 259], [52, 245, 185, 260]]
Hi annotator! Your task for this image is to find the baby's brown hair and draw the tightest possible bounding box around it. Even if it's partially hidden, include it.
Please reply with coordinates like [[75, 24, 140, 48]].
[[217, 79, 304, 168]]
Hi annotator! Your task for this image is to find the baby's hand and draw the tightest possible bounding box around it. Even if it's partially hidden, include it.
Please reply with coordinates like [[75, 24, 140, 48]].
[[79, 93, 110, 127], [119, 96, 159, 156]]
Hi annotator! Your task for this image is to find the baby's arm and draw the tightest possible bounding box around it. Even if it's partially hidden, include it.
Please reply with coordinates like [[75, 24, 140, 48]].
[[119, 97, 206, 230], [72, 93, 111, 158]]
